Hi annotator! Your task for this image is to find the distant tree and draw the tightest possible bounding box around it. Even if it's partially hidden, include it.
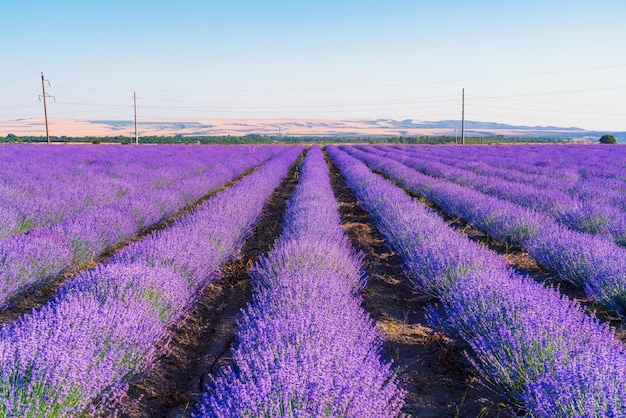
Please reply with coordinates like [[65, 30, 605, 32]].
[[5, 133, 18, 141], [599, 134, 617, 144]]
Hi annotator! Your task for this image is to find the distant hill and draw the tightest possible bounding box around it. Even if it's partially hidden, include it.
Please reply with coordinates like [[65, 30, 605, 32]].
[[0, 117, 623, 142]]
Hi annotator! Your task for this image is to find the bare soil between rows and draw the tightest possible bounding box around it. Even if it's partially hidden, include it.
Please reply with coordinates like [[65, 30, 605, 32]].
[[110, 150, 518, 417], [7, 147, 539, 417], [326, 155, 516, 417], [107, 153, 303, 417], [403, 183, 626, 341], [0, 164, 263, 327], [358, 158, 626, 341]]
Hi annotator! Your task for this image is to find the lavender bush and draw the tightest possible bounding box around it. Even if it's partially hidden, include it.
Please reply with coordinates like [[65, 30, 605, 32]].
[[0, 145, 285, 309], [0, 147, 303, 416], [342, 145, 626, 315], [0, 228, 73, 309], [376, 144, 626, 240], [0, 145, 236, 236], [328, 145, 626, 417], [0, 263, 178, 416], [431, 270, 626, 417], [197, 146, 405, 417]]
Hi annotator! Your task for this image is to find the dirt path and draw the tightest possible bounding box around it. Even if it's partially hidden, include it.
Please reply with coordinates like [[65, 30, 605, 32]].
[[326, 156, 515, 417], [358, 159, 626, 341], [408, 189, 626, 341], [107, 155, 303, 417], [0, 164, 264, 327]]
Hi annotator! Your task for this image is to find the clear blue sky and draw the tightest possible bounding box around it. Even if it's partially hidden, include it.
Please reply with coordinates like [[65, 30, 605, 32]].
[[1, 0, 625, 131]]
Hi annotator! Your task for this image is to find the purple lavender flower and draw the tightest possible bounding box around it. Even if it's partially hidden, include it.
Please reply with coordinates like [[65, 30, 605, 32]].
[[0, 144, 287, 310], [342, 145, 626, 315], [327, 144, 626, 417], [0, 146, 304, 416], [197, 146, 405, 417], [0, 228, 73, 309]]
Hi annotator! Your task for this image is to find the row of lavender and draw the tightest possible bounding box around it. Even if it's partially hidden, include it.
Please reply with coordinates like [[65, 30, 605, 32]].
[[196, 146, 404, 417], [439, 145, 626, 212], [0, 145, 283, 310], [422, 147, 626, 204], [0, 147, 303, 417], [0, 145, 266, 238], [343, 145, 626, 316], [328, 145, 626, 417], [392, 143, 626, 192], [369, 144, 626, 245]]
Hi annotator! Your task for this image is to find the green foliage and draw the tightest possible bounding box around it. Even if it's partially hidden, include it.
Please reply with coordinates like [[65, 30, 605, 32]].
[[599, 134, 617, 144]]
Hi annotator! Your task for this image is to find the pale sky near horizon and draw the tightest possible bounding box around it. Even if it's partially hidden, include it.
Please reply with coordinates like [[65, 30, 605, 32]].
[[1, 0, 625, 131]]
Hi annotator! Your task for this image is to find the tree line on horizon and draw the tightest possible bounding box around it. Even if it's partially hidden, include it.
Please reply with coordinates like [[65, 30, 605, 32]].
[[2, 133, 571, 145]]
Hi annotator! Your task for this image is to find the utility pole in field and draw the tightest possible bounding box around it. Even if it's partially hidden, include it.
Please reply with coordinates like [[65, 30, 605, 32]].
[[461, 88, 465, 146], [39, 72, 55, 144], [133, 92, 138, 144]]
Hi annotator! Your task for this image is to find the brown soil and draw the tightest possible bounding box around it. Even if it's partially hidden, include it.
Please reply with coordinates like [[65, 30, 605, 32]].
[[372, 168, 626, 342], [106, 152, 304, 417], [0, 163, 263, 326], [326, 156, 517, 417], [411, 193, 626, 340]]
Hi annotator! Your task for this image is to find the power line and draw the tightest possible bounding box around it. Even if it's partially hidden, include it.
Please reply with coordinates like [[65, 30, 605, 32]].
[[52, 63, 626, 94], [40, 85, 623, 116], [470, 103, 624, 117], [138, 94, 459, 108], [0, 103, 40, 110], [0, 88, 40, 97], [136, 103, 459, 115], [469, 85, 626, 101], [0, 73, 40, 87], [56, 101, 130, 108], [1, 66, 624, 130]]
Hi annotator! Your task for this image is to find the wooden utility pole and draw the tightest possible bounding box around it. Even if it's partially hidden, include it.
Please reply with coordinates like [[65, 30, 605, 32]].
[[40, 72, 51, 144], [133, 92, 138, 144], [461, 88, 465, 146]]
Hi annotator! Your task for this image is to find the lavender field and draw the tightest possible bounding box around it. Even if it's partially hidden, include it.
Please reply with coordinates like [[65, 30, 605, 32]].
[[1, 143, 625, 417]]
